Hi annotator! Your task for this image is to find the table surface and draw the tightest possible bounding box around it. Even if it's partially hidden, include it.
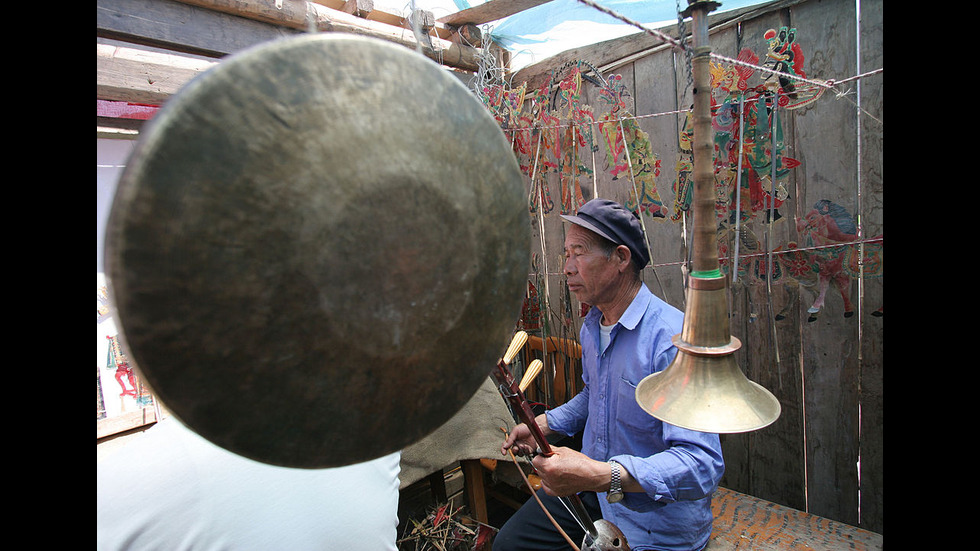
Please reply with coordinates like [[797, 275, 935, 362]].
[[706, 487, 883, 550]]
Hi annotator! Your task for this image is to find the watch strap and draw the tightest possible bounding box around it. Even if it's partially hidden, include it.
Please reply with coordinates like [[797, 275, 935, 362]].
[[608, 460, 622, 493]]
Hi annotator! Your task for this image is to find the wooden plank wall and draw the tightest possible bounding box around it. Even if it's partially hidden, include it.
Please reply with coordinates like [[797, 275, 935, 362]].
[[512, 0, 882, 535]]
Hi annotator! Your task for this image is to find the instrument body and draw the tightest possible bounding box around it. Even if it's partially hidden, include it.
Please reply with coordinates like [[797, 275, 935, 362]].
[[585, 520, 629, 551], [491, 355, 629, 550]]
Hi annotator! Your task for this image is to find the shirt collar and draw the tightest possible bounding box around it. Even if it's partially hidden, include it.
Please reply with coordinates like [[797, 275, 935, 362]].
[[585, 283, 652, 331], [617, 283, 652, 331]]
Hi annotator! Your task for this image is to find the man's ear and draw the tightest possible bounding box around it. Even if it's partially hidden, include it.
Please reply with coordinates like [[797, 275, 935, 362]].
[[615, 245, 632, 271]]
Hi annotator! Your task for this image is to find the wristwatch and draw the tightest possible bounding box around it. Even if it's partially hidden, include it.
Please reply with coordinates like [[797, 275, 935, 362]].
[[607, 460, 624, 503]]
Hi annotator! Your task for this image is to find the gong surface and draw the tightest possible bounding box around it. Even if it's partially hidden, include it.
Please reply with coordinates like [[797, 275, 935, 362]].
[[105, 34, 529, 468]]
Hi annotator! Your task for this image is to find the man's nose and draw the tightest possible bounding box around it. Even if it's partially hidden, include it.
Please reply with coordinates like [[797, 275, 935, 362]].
[[563, 256, 575, 275]]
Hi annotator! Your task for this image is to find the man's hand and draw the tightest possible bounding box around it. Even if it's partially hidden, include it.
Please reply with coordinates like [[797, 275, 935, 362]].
[[531, 446, 609, 497], [501, 414, 552, 457], [501, 422, 538, 457]]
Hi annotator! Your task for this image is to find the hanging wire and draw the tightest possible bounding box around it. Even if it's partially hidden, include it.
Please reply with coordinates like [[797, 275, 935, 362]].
[[617, 117, 668, 301], [765, 94, 782, 387], [732, 93, 746, 284], [853, 0, 865, 526], [527, 129, 554, 390], [469, 23, 511, 101]]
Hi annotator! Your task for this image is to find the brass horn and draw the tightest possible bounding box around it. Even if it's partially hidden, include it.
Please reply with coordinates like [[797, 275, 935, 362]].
[[634, 0, 780, 433]]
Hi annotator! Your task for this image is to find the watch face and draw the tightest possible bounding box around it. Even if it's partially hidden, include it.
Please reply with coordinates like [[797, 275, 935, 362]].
[[607, 491, 624, 503]]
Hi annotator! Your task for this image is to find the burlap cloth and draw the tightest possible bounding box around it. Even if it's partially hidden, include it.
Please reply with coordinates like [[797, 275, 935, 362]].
[[399, 376, 519, 488]]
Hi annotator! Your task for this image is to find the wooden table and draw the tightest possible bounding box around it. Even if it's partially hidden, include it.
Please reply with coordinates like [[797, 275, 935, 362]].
[[706, 487, 883, 550]]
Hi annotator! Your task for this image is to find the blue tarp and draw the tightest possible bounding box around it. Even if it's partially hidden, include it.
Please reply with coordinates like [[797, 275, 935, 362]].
[[425, 0, 767, 69], [487, 0, 770, 68]]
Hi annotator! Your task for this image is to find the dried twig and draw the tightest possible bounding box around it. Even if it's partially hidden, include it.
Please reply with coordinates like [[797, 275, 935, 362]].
[[398, 502, 497, 551]]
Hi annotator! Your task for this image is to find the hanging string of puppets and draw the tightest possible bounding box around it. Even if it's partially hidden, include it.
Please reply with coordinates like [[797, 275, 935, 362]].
[[462, 0, 883, 402]]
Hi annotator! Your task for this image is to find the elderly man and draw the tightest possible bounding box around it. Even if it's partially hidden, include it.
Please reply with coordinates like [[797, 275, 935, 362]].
[[495, 199, 725, 551]]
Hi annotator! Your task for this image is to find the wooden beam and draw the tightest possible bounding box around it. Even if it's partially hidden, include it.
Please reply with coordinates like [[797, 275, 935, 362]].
[[97, 0, 297, 58], [461, 459, 488, 524], [97, 407, 162, 440], [437, 0, 553, 26], [97, 40, 217, 105], [173, 0, 483, 70], [407, 8, 436, 50], [452, 23, 483, 48], [98, 0, 484, 72], [339, 0, 373, 18], [312, 0, 453, 39]]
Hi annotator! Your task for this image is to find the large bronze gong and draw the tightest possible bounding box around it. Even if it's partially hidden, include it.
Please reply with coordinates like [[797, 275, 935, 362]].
[[105, 34, 529, 468]]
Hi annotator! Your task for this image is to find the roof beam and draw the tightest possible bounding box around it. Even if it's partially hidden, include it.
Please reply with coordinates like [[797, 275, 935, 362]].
[[172, 0, 482, 69], [97, 40, 217, 105], [437, 0, 553, 26], [97, 0, 485, 71]]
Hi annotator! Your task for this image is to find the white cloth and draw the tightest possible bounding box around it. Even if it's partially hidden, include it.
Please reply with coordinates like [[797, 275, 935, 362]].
[[97, 417, 400, 550]]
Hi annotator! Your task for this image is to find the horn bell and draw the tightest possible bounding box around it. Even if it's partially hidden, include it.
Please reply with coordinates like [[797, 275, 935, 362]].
[[635, 275, 780, 433]]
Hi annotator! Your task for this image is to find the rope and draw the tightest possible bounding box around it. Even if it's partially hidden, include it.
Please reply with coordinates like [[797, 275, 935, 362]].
[[497, 73, 879, 137], [525, 236, 883, 277]]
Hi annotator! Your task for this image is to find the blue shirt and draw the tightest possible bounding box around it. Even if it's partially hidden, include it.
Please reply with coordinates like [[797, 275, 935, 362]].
[[545, 283, 725, 551]]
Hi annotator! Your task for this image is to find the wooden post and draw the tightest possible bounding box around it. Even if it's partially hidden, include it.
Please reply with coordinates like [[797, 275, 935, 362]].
[[461, 459, 488, 524]]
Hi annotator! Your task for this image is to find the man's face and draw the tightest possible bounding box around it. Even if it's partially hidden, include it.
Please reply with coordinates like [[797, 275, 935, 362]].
[[563, 224, 624, 307]]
